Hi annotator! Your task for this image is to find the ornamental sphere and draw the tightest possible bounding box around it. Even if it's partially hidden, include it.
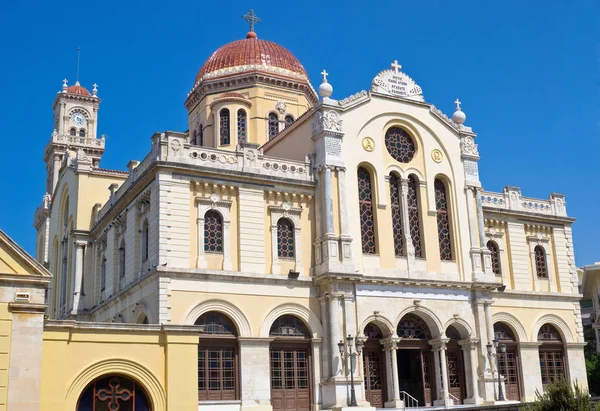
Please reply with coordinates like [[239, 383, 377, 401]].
[[452, 109, 466, 125], [318, 82, 333, 98]]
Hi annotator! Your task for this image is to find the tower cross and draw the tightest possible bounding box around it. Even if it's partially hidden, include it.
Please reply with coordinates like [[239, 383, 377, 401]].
[[391, 60, 402, 73], [321, 69, 329, 82], [243, 9, 261, 32], [455, 98, 462, 110]]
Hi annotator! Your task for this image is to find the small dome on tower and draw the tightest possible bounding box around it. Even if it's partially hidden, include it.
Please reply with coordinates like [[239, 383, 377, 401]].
[[318, 69, 333, 98], [66, 81, 91, 97]]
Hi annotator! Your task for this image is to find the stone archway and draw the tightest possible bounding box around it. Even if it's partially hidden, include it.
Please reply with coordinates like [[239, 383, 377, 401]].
[[362, 323, 386, 408]]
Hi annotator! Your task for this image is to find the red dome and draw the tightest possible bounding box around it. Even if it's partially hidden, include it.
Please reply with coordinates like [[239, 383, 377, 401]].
[[195, 34, 308, 84], [66, 82, 91, 96]]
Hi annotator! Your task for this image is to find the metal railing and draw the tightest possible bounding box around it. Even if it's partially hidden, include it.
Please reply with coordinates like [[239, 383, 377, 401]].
[[399, 391, 419, 408], [444, 390, 459, 404]]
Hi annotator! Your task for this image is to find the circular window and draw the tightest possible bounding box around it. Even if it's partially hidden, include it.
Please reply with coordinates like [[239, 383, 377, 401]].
[[385, 127, 416, 163]]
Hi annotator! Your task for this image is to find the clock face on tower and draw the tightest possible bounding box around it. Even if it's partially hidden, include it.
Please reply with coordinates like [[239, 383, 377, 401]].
[[72, 113, 86, 126]]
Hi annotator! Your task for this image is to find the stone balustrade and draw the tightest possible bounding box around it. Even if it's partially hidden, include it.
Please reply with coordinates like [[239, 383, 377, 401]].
[[480, 186, 568, 217]]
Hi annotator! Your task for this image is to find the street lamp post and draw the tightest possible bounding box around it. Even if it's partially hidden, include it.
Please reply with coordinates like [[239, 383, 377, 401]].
[[338, 334, 364, 407], [486, 339, 507, 402]]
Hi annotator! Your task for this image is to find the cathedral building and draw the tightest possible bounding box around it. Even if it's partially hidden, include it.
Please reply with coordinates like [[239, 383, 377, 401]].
[[23, 11, 586, 411]]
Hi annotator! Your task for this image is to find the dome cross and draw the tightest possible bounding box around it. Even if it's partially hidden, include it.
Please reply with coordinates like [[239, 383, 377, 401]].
[[243, 9, 261, 33], [455, 98, 462, 110], [321, 69, 329, 82], [391, 60, 402, 73]]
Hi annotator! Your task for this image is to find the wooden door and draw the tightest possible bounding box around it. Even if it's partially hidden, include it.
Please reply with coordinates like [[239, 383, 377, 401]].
[[363, 347, 385, 408], [446, 349, 465, 404], [420, 350, 434, 406], [499, 348, 521, 401], [270, 347, 311, 411]]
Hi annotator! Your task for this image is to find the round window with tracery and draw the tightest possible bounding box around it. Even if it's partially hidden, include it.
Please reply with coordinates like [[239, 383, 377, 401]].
[[385, 127, 416, 163]]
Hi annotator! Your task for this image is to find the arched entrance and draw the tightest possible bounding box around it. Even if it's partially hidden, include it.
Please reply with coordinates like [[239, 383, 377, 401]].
[[494, 322, 522, 401], [269, 315, 312, 411], [396, 314, 435, 406], [77, 374, 151, 410], [537, 324, 565, 388], [362, 323, 386, 408], [445, 325, 466, 404], [195, 311, 239, 401]]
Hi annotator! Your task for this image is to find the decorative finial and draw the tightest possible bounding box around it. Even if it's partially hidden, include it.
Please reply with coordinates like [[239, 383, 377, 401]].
[[243, 9, 261, 38], [92, 83, 98, 96], [62, 78, 68, 92], [391, 60, 402, 73], [318, 69, 333, 98], [452, 98, 466, 125]]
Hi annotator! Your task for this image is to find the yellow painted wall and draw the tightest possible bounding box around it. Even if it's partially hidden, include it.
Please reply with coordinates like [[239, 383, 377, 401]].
[[40, 325, 200, 411]]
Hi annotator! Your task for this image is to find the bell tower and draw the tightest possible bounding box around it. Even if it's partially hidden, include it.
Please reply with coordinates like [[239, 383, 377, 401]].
[[43, 79, 105, 194]]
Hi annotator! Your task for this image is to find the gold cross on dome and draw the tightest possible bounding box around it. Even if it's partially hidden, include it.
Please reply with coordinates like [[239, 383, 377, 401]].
[[243, 9, 261, 32], [391, 60, 402, 73]]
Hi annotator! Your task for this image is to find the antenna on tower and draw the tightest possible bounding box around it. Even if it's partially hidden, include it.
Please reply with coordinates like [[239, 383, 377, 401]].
[[76, 47, 81, 84]]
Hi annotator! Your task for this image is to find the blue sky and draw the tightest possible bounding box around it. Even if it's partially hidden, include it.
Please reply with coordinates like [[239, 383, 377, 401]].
[[0, 0, 598, 266]]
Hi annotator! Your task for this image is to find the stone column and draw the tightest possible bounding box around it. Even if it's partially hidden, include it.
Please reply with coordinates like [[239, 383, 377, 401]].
[[329, 294, 343, 378], [432, 339, 452, 406], [196, 214, 206, 268], [270, 225, 280, 274], [324, 167, 334, 235], [294, 227, 303, 273], [484, 301, 495, 355], [337, 168, 353, 266], [311, 338, 323, 409], [386, 339, 403, 408], [72, 240, 86, 314], [319, 296, 330, 379], [383, 342, 394, 404], [519, 342, 543, 402], [52, 154, 61, 193], [399, 178, 416, 274], [460, 339, 482, 404]]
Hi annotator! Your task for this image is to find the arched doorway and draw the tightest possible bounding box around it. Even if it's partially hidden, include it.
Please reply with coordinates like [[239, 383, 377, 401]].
[[195, 311, 239, 401], [445, 325, 466, 404], [537, 324, 565, 388], [396, 314, 435, 406], [77, 374, 152, 410], [362, 323, 386, 408], [494, 322, 522, 401], [269, 315, 312, 411]]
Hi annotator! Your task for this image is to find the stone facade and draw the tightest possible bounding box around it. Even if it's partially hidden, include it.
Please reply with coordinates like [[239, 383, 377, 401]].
[[26, 25, 587, 411]]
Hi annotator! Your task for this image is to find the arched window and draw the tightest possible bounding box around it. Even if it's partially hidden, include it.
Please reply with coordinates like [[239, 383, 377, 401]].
[[487, 240, 501, 276], [537, 324, 564, 387], [268, 112, 279, 139], [389, 174, 404, 257], [192, 130, 197, 145], [494, 322, 516, 342], [434, 179, 452, 261], [407, 175, 422, 257], [60, 236, 68, 309], [195, 312, 238, 401], [118, 240, 126, 279], [70, 127, 76, 136], [397, 314, 432, 340], [237, 109, 247, 144], [204, 210, 223, 253], [269, 315, 310, 338], [277, 218, 295, 259], [79, 129, 86, 137], [220, 109, 230, 145], [198, 124, 204, 146], [284, 115, 294, 128], [535, 246, 548, 278], [385, 126, 416, 163], [358, 167, 376, 254], [76, 375, 151, 411], [141, 220, 149, 263]]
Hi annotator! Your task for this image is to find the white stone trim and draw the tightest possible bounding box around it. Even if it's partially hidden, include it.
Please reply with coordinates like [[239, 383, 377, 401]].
[[196, 195, 232, 270], [394, 305, 444, 339], [530, 313, 574, 343], [485, 231, 505, 281], [259, 303, 322, 338], [183, 299, 252, 337], [268, 202, 303, 274], [491, 312, 528, 343]]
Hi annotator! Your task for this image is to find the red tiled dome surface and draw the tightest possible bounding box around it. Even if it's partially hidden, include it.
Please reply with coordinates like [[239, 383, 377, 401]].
[[195, 35, 307, 84], [67, 84, 91, 96]]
